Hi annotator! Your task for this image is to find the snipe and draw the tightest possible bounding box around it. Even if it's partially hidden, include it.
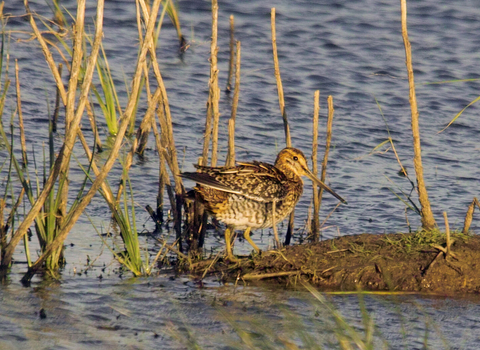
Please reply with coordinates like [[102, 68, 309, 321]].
[[181, 147, 347, 261]]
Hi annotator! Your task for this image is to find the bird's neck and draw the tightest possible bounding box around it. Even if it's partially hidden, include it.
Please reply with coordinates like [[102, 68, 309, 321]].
[[276, 163, 302, 183]]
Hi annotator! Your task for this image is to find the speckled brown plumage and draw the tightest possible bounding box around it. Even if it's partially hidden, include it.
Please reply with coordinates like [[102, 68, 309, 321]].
[[181, 147, 346, 260]]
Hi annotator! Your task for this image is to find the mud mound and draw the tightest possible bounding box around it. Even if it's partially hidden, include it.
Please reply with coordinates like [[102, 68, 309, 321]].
[[188, 232, 480, 295]]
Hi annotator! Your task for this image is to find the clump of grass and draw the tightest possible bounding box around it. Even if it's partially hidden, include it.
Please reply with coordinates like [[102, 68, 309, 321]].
[[101, 172, 150, 276], [382, 229, 469, 255], [92, 43, 122, 136]]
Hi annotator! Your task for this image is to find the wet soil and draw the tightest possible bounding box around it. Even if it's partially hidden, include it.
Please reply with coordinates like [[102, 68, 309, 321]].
[[188, 232, 480, 295]]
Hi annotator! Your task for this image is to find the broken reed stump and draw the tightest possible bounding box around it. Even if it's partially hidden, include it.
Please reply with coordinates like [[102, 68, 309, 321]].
[[462, 197, 480, 234]]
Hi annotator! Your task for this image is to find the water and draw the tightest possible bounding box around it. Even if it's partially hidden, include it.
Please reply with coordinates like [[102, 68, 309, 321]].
[[1, 0, 480, 348]]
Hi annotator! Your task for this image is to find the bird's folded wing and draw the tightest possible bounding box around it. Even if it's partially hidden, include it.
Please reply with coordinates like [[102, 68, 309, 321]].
[[181, 162, 289, 202]]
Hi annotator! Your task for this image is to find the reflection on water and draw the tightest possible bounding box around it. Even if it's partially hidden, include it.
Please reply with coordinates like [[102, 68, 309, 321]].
[[2, 0, 480, 348]]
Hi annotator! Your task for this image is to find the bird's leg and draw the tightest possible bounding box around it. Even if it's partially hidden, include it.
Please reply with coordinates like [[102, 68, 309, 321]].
[[224, 226, 238, 262], [243, 227, 260, 254], [272, 200, 281, 249]]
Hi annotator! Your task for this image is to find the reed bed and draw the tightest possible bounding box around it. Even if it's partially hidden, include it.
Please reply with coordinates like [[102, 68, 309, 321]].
[[0, 0, 344, 280]]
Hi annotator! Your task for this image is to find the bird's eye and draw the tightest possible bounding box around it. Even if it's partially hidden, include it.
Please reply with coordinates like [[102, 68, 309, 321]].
[[293, 156, 298, 161]]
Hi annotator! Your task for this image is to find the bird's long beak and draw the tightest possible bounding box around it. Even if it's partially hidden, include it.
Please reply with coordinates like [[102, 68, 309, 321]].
[[303, 167, 348, 204]]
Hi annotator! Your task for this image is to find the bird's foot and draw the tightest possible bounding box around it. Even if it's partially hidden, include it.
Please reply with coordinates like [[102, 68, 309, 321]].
[[224, 253, 240, 263]]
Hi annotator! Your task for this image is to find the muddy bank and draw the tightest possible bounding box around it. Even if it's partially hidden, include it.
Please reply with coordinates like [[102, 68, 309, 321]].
[[188, 231, 480, 295]]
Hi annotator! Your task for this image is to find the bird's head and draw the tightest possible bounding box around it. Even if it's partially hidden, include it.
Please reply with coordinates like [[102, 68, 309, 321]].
[[274, 148, 311, 179], [274, 147, 347, 204]]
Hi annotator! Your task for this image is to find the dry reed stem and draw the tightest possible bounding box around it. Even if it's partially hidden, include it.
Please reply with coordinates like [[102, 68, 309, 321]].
[[209, 0, 220, 166], [202, 104, 213, 165], [311, 90, 320, 239], [134, 13, 157, 157], [149, 235, 189, 261], [319, 201, 342, 229], [443, 211, 451, 257], [15, 60, 27, 169], [20, 0, 160, 281], [154, 102, 176, 217], [64, 0, 85, 133], [242, 270, 300, 280], [226, 15, 234, 92], [58, 2, 87, 235], [317, 95, 334, 211], [156, 101, 183, 243], [151, 104, 171, 226], [271, 7, 291, 147], [226, 41, 241, 168], [271, 8, 294, 245], [401, 0, 436, 230], [387, 136, 412, 191], [23, 0, 67, 103]]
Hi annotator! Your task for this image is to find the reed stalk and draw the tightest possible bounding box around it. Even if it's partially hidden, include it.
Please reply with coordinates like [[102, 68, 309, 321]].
[[201, 0, 220, 166], [271, 8, 294, 245], [311, 90, 320, 240], [152, 107, 169, 228], [318, 96, 335, 212], [271, 8, 291, 148], [154, 101, 176, 222], [209, 0, 220, 167], [225, 41, 241, 168], [201, 102, 212, 165], [400, 0, 436, 230], [226, 15, 234, 93]]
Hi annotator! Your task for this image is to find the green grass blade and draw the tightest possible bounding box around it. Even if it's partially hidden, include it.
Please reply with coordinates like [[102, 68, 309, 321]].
[[438, 95, 480, 133]]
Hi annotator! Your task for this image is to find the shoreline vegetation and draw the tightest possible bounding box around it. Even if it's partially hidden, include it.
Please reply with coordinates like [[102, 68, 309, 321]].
[[0, 0, 479, 298]]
